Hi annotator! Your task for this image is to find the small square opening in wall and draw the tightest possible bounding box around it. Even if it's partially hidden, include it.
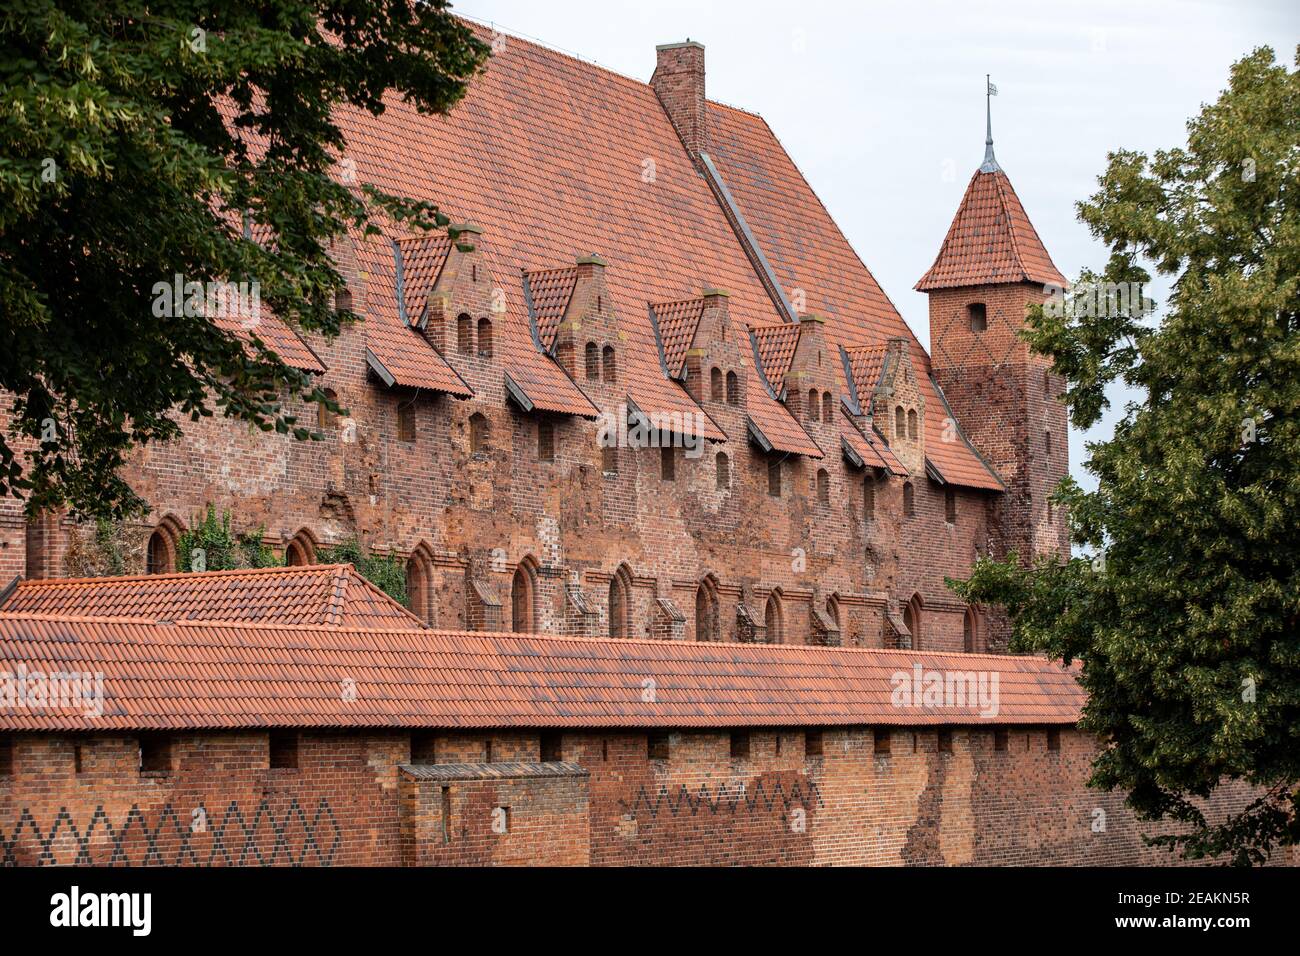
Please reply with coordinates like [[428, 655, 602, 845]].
[[937, 729, 953, 754], [540, 732, 563, 763], [729, 731, 750, 760], [410, 731, 438, 765], [139, 733, 173, 775], [994, 729, 1009, 752], [805, 730, 824, 758], [647, 732, 670, 760], [1046, 728, 1061, 752], [0, 736, 12, 776], [967, 302, 987, 332], [874, 730, 891, 755], [268, 731, 299, 770]]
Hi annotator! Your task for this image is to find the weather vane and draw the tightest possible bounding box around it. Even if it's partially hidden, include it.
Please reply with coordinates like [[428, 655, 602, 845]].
[[982, 74, 1002, 172]]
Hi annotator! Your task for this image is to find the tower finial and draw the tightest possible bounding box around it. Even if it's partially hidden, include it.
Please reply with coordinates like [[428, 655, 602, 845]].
[[981, 75, 1001, 173]]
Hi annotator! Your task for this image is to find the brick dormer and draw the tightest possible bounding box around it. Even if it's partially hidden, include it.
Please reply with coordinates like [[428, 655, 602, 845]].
[[873, 338, 925, 476], [783, 315, 839, 431], [551, 254, 622, 390]]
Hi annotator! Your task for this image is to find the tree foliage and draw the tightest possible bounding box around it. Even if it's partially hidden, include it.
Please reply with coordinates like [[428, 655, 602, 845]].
[[0, 0, 488, 518], [952, 47, 1300, 864]]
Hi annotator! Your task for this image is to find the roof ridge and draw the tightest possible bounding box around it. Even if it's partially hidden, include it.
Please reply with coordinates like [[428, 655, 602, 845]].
[[16, 563, 349, 589], [0, 610, 1073, 664]]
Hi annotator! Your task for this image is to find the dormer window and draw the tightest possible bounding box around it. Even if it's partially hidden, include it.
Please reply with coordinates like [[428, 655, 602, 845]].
[[967, 303, 987, 332]]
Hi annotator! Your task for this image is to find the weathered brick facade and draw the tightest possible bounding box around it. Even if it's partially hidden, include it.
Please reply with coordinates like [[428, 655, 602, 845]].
[[0, 728, 1282, 867]]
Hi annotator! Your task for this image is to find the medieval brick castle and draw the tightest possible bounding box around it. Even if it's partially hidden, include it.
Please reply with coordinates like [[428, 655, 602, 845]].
[[1, 23, 1269, 867]]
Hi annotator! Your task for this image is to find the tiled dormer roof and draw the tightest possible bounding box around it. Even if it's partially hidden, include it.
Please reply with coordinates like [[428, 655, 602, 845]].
[[0, 564, 425, 630], [395, 232, 452, 320], [915, 168, 1066, 291], [845, 345, 888, 408], [524, 266, 577, 351], [750, 323, 800, 395], [650, 297, 706, 377]]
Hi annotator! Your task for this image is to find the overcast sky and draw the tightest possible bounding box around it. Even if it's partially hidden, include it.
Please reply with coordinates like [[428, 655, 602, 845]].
[[455, 0, 1298, 488]]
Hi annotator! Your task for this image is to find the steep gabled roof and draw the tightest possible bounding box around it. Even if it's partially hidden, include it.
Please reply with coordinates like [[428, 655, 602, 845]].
[[395, 232, 453, 319], [210, 309, 326, 375], [0, 615, 1084, 731], [750, 323, 800, 395], [845, 345, 888, 406], [524, 266, 578, 351], [915, 169, 1066, 291], [1, 564, 425, 630], [650, 298, 706, 377]]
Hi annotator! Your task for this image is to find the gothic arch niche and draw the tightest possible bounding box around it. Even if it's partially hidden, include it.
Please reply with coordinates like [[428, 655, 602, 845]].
[[457, 314, 474, 353], [895, 405, 906, 438], [285, 529, 317, 567], [903, 594, 923, 650], [822, 392, 834, 423], [608, 564, 633, 638], [146, 514, 184, 575], [907, 408, 918, 441], [807, 388, 820, 422], [406, 544, 435, 624], [476, 318, 493, 359], [585, 342, 599, 380], [512, 556, 539, 633], [826, 593, 841, 630], [710, 367, 723, 402], [602, 345, 617, 384], [963, 606, 980, 654], [695, 575, 720, 642], [764, 589, 784, 645], [725, 370, 739, 405]]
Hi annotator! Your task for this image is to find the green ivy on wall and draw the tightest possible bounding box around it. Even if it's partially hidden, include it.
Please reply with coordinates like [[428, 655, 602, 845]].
[[318, 537, 408, 607], [177, 505, 282, 572]]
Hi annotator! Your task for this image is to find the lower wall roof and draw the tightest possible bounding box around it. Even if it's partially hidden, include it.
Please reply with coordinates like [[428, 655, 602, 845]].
[[0, 613, 1083, 732]]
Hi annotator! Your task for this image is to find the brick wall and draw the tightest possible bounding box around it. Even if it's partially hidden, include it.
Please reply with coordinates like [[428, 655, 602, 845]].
[[1, 728, 1284, 867]]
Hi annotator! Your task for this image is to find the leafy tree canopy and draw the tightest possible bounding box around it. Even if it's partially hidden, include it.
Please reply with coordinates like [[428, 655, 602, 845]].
[[0, 0, 488, 518], [953, 46, 1299, 864]]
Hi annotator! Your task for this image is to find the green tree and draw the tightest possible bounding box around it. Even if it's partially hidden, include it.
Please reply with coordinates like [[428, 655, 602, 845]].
[[953, 47, 1300, 864], [0, 1, 488, 518]]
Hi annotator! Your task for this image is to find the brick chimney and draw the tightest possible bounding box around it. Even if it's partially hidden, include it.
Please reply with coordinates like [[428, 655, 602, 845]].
[[651, 41, 708, 156]]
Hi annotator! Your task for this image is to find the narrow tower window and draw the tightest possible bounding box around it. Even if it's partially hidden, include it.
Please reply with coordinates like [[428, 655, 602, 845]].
[[967, 303, 987, 332]]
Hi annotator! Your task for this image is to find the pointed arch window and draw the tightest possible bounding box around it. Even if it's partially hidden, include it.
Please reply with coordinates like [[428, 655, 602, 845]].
[[608, 566, 632, 639], [764, 591, 784, 645], [406, 548, 434, 623], [725, 370, 739, 405], [904, 595, 923, 650], [963, 607, 980, 654], [903, 481, 916, 517], [710, 367, 723, 402], [512, 558, 537, 633], [286, 530, 316, 567], [695, 577, 719, 642]]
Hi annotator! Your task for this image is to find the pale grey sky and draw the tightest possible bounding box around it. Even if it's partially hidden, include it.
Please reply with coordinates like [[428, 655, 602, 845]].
[[455, 0, 1298, 488]]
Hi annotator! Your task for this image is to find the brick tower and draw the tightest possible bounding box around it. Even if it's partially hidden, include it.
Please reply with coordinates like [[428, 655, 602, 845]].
[[917, 94, 1070, 576]]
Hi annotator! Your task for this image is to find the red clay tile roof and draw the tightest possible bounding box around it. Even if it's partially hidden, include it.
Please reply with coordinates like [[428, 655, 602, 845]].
[[845, 345, 888, 401], [707, 103, 913, 350], [356, 231, 473, 396], [746, 372, 823, 459], [750, 323, 800, 395], [840, 412, 889, 471], [924, 377, 1005, 491], [395, 232, 452, 319], [0, 616, 1083, 731], [915, 169, 1066, 292], [524, 266, 577, 350], [210, 309, 326, 375], [1, 564, 424, 630], [651, 297, 706, 377]]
